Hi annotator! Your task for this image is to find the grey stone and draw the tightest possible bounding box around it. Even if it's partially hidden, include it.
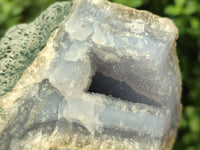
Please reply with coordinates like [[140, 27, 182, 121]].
[[0, 0, 182, 150]]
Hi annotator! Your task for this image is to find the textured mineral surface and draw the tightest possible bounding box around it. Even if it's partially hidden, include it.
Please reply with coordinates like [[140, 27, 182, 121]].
[[0, 0, 182, 150]]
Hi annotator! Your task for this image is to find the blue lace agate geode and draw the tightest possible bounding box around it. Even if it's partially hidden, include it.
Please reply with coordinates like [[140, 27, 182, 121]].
[[0, 0, 182, 150]]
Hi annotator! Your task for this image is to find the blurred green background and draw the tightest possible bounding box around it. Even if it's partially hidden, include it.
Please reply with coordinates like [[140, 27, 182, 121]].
[[0, 0, 199, 149]]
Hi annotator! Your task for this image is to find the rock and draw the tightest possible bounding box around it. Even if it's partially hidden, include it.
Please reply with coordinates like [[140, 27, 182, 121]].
[[0, 0, 182, 150]]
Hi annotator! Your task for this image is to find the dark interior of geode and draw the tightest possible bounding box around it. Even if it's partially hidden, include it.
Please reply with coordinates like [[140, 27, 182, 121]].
[[87, 52, 160, 106], [88, 71, 144, 102]]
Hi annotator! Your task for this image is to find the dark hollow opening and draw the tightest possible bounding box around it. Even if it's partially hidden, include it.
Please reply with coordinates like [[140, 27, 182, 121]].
[[88, 72, 160, 106]]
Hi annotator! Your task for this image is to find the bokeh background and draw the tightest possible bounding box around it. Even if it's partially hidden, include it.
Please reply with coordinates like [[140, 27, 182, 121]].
[[0, 0, 199, 149]]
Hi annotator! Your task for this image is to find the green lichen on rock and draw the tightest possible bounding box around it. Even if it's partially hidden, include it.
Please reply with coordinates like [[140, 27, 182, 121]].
[[0, 2, 72, 98]]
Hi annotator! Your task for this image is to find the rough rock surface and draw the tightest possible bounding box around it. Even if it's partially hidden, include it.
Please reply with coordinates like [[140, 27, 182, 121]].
[[0, 0, 182, 150]]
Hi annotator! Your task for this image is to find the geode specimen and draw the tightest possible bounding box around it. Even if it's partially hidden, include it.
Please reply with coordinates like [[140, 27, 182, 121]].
[[0, 0, 182, 150]]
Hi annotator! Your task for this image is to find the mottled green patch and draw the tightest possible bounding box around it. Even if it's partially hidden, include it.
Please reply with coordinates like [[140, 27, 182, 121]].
[[0, 2, 72, 98]]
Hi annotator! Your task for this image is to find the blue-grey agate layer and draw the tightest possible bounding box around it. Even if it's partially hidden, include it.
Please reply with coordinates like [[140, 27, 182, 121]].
[[0, 0, 182, 150]]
